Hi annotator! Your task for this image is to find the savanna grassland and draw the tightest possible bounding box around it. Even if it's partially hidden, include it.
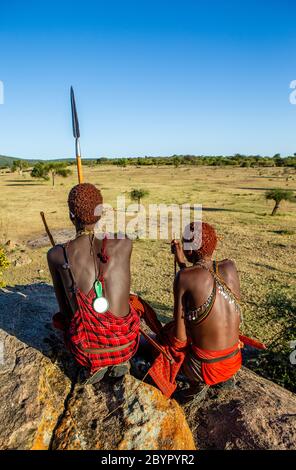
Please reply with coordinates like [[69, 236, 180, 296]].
[[0, 164, 295, 390]]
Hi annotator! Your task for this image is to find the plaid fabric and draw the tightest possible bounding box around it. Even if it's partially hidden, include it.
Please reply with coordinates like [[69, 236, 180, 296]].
[[65, 289, 140, 373], [148, 321, 188, 398]]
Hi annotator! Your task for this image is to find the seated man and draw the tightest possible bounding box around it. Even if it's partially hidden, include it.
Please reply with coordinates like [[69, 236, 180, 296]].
[[47, 183, 140, 383], [148, 221, 242, 402]]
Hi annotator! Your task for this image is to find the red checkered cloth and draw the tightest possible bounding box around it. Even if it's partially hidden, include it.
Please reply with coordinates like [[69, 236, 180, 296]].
[[148, 321, 188, 398], [54, 290, 140, 374]]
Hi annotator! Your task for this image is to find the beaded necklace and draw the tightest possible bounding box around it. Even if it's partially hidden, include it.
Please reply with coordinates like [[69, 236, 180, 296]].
[[194, 259, 242, 317]]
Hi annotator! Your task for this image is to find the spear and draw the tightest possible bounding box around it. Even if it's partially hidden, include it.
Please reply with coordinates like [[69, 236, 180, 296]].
[[41, 89, 174, 364], [70, 86, 84, 184]]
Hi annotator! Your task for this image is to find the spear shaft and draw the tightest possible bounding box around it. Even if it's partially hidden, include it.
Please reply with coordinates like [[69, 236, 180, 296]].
[[75, 139, 83, 184]]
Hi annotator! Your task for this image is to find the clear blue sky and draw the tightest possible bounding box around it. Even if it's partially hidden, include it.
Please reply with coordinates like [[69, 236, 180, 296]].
[[1, 0, 296, 159]]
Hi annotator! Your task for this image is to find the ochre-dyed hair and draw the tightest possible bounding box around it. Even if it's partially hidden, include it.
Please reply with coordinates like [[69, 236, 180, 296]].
[[184, 221, 217, 257], [68, 183, 103, 226]]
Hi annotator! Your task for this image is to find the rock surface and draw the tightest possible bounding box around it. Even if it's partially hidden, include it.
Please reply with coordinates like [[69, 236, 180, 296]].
[[27, 229, 75, 248], [51, 374, 195, 450], [0, 283, 194, 450], [0, 283, 295, 450], [184, 368, 296, 450]]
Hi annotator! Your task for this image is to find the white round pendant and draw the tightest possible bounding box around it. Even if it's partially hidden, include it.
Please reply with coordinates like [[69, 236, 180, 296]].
[[93, 297, 109, 314]]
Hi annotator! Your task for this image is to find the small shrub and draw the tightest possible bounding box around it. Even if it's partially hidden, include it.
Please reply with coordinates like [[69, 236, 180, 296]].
[[0, 246, 9, 287]]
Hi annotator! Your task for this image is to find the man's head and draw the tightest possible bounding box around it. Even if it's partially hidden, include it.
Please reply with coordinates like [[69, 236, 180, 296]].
[[182, 221, 217, 263], [68, 183, 103, 229]]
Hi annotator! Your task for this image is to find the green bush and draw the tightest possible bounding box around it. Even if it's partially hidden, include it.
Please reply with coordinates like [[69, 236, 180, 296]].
[[0, 246, 9, 287], [130, 188, 149, 207]]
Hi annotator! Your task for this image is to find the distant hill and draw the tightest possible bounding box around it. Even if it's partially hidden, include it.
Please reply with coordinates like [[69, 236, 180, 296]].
[[0, 155, 77, 168], [0, 155, 38, 167]]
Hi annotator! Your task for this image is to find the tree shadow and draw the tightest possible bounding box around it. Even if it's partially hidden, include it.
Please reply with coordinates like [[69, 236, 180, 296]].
[[238, 186, 296, 191], [202, 207, 239, 213], [6, 179, 35, 183], [6, 183, 44, 187], [250, 262, 292, 274], [0, 282, 77, 380]]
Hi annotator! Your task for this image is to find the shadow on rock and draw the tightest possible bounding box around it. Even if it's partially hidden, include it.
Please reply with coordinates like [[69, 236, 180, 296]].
[[0, 282, 77, 381]]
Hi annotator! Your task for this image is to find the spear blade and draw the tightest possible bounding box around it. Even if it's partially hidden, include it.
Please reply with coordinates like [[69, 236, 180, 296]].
[[70, 86, 80, 139], [70, 86, 83, 183]]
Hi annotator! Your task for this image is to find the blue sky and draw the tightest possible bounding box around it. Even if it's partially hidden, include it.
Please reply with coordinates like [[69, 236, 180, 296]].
[[0, 0, 296, 159]]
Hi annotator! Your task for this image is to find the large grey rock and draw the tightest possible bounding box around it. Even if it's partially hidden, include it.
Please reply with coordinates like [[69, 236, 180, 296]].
[[183, 367, 296, 450], [27, 229, 75, 248], [0, 284, 75, 449], [0, 283, 194, 450], [51, 374, 195, 450]]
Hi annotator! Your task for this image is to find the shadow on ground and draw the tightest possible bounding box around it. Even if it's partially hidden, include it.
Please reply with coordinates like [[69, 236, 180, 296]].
[[6, 183, 44, 187]]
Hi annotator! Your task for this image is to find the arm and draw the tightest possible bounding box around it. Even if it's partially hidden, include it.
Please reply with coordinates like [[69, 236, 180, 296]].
[[173, 271, 187, 342], [47, 247, 73, 320], [171, 239, 187, 270]]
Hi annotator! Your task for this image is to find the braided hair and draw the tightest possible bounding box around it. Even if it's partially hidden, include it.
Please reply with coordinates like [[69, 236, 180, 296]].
[[68, 183, 103, 227], [183, 221, 217, 258]]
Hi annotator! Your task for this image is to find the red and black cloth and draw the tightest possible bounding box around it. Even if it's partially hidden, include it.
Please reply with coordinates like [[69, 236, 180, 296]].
[[53, 291, 140, 373], [53, 238, 141, 374]]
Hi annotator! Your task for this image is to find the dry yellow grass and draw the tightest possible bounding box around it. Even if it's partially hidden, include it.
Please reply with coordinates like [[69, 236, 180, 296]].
[[0, 164, 295, 388]]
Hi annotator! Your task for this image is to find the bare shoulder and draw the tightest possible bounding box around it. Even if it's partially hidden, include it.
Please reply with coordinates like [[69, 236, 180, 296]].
[[175, 265, 199, 285], [47, 244, 65, 266], [106, 237, 132, 255], [218, 258, 238, 272], [218, 258, 236, 268], [185, 264, 212, 279]]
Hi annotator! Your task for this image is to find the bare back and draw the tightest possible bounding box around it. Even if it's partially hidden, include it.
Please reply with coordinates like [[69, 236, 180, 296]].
[[47, 235, 132, 320], [174, 259, 241, 350]]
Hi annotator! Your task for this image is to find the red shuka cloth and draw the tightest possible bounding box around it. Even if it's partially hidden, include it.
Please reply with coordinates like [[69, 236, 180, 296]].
[[148, 321, 242, 398], [53, 291, 141, 374], [148, 322, 189, 398], [191, 342, 242, 386]]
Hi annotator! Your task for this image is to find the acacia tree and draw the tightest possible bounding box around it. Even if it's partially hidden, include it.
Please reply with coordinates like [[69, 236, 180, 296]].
[[30, 162, 50, 181], [11, 159, 29, 175], [31, 162, 72, 187], [265, 189, 295, 215], [172, 156, 181, 168], [46, 162, 72, 187], [117, 158, 127, 168], [130, 188, 149, 210]]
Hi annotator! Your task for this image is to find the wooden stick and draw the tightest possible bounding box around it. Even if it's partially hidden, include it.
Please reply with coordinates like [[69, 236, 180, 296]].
[[40, 211, 55, 247], [140, 328, 174, 364], [173, 232, 177, 276]]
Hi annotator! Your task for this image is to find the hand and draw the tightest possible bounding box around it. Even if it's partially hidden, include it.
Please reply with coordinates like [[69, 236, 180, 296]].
[[171, 239, 186, 267]]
